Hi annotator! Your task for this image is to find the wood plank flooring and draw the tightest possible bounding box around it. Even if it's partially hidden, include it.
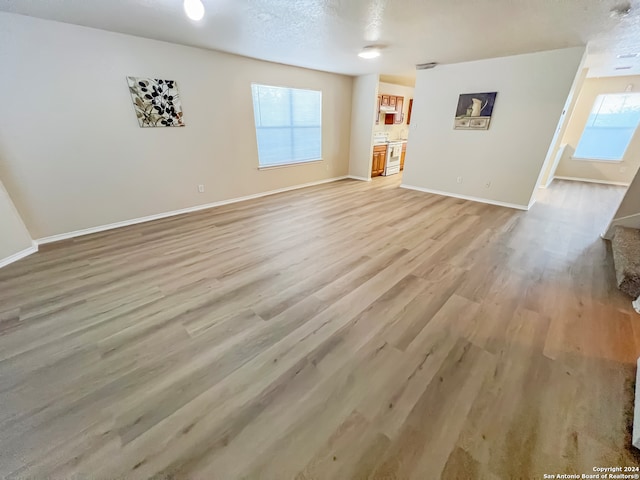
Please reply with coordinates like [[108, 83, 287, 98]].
[[0, 176, 638, 479]]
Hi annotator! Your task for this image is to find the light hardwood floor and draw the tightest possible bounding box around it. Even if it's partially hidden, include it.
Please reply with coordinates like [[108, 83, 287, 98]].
[[0, 176, 638, 479]]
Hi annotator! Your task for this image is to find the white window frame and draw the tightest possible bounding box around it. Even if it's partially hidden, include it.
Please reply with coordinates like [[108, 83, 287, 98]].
[[251, 83, 323, 169]]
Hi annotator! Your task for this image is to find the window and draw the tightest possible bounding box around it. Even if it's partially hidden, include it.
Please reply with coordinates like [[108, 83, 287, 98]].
[[251, 84, 322, 168], [574, 93, 640, 161]]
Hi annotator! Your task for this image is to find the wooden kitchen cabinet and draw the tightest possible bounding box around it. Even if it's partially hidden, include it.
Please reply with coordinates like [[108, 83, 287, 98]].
[[377, 94, 406, 124], [400, 143, 407, 170], [407, 99, 413, 125], [394, 96, 404, 124], [371, 145, 387, 177]]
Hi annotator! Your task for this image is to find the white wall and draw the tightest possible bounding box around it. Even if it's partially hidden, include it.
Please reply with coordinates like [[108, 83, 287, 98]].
[[374, 81, 414, 141], [348, 74, 379, 180], [0, 13, 353, 239], [403, 47, 585, 209], [554, 75, 640, 185], [0, 179, 33, 267], [537, 66, 588, 188], [604, 166, 640, 238]]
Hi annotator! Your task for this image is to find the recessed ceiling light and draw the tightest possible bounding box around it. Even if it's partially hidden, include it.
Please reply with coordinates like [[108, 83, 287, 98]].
[[184, 0, 205, 21], [358, 46, 381, 59], [617, 53, 639, 59]]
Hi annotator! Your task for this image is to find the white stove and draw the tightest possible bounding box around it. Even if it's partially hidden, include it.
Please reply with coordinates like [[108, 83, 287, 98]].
[[383, 141, 403, 176]]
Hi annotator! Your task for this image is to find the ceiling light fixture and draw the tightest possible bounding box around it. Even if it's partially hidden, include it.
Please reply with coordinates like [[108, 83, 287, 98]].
[[184, 0, 205, 21], [358, 46, 381, 59]]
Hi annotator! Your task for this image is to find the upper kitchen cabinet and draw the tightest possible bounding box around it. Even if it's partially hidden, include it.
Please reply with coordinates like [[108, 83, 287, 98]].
[[394, 97, 404, 124], [377, 94, 405, 124]]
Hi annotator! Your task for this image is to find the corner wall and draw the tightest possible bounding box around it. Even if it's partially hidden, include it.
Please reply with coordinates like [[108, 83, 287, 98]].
[[402, 47, 585, 209], [348, 74, 379, 180], [537, 64, 588, 188], [0, 12, 353, 240], [0, 179, 34, 268], [604, 166, 640, 238]]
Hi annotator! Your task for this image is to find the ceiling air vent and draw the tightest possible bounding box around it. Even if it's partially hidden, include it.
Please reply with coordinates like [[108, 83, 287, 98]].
[[416, 62, 438, 70]]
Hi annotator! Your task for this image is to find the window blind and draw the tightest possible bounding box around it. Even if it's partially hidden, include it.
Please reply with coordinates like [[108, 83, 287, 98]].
[[251, 84, 322, 167]]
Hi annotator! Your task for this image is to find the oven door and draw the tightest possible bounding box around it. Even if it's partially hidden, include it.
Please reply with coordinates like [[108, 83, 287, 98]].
[[383, 144, 402, 175], [383, 164, 401, 176]]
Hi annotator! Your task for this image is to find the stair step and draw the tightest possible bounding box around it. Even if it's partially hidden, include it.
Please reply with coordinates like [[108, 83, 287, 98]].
[[612, 226, 640, 298]]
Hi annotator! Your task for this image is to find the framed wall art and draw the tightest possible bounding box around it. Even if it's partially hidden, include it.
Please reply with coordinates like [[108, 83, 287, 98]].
[[127, 77, 185, 128], [454, 92, 497, 130]]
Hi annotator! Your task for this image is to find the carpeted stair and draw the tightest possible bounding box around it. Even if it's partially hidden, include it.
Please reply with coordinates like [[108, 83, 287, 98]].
[[611, 226, 640, 298]]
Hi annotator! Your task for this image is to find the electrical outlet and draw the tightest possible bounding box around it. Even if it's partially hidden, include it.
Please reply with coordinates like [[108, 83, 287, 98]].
[[198, 184, 205, 193], [457, 176, 463, 184]]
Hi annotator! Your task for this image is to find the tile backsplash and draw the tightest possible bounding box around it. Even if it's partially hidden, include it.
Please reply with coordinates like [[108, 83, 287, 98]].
[[373, 119, 409, 141]]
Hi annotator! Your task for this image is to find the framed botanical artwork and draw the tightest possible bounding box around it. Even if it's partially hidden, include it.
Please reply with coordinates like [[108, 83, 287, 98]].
[[127, 77, 185, 127]]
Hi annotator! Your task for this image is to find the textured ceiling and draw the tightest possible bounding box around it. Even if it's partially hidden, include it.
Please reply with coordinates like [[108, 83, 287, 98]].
[[1, 0, 639, 78]]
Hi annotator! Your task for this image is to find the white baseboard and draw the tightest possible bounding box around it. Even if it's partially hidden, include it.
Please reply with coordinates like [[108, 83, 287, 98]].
[[36, 176, 348, 245], [347, 175, 371, 182], [0, 242, 38, 269], [553, 176, 630, 187], [400, 184, 529, 211]]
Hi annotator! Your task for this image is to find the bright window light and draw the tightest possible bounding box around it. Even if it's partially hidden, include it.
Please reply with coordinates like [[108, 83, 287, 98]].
[[251, 84, 322, 168], [574, 93, 640, 161]]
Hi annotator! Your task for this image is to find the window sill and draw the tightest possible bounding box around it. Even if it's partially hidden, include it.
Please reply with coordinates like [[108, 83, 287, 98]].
[[258, 159, 323, 170], [571, 156, 624, 164]]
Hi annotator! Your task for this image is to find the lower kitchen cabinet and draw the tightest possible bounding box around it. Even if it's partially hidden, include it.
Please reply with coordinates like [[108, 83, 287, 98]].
[[400, 143, 407, 170], [371, 145, 387, 177]]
